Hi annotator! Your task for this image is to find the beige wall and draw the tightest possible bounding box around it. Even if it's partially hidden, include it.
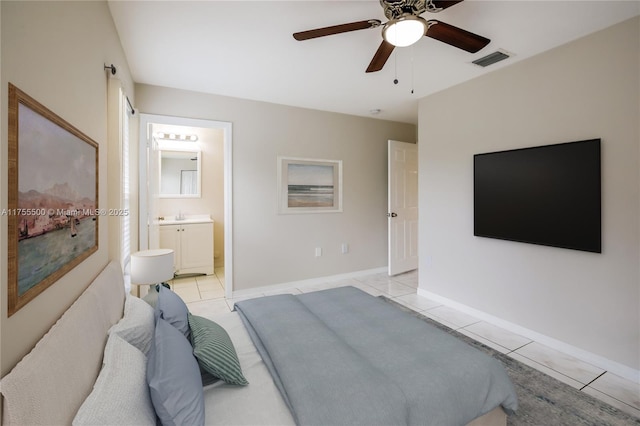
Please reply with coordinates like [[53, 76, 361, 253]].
[[0, 1, 133, 375], [136, 84, 416, 291], [418, 17, 639, 372]]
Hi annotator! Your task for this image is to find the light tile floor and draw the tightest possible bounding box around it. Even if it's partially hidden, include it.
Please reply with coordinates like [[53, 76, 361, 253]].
[[178, 269, 640, 419]]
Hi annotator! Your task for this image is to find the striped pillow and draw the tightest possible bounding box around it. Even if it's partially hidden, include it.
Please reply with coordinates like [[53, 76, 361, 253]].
[[188, 314, 249, 386]]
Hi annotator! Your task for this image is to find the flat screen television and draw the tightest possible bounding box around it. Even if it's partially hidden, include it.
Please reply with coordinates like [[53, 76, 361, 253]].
[[473, 139, 601, 253]]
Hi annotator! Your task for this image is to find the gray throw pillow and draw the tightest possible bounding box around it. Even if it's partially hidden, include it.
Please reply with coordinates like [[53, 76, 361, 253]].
[[147, 318, 204, 426], [156, 284, 190, 340], [188, 313, 248, 386], [109, 294, 155, 355]]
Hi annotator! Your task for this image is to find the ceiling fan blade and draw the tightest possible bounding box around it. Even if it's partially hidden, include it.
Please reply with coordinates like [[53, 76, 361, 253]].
[[293, 19, 381, 41], [366, 41, 395, 73], [428, 1, 464, 12], [426, 20, 490, 53]]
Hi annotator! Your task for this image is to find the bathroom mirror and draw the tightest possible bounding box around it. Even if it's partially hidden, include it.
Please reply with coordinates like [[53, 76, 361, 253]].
[[159, 149, 201, 198]]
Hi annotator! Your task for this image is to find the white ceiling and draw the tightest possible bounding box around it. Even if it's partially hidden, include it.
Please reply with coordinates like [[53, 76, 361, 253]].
[[108, 1, 639, 125]]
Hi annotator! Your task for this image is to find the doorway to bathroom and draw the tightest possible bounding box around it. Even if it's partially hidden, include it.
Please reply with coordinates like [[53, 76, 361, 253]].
[[138, 114, 233, 298]]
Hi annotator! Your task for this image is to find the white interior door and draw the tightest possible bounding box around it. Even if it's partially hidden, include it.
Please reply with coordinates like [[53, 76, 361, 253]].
[[138, 120, 160, 250], [147, 125, 161, 249], [388, 140, 418, 276]]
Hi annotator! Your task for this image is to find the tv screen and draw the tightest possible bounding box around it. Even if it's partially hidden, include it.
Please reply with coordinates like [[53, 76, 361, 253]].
[[474, 139, 601, 253]]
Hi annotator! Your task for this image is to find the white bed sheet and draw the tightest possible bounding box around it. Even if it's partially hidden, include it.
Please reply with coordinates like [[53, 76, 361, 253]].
[[202, 311, 296, 426]]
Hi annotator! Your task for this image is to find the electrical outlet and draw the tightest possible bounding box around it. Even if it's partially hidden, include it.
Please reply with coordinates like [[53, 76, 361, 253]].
[[315, 247, 322, 257], [341, 243, 349, 254]]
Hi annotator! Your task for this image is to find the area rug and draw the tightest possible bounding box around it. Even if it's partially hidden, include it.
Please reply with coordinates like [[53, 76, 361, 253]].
[[380, 296, 640, 426]]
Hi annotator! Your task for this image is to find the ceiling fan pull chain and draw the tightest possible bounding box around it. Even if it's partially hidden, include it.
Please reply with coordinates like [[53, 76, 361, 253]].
[[393, 49, 399, 85], [411, 45, 415, 94]]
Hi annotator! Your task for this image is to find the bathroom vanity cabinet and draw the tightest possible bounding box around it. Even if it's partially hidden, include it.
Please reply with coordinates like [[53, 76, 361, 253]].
[[159, 216, 214, 276]]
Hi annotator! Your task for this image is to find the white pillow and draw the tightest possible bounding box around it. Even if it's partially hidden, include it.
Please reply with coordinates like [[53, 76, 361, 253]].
[[73, 333, 155, 425], [109, 294, 155, 355]]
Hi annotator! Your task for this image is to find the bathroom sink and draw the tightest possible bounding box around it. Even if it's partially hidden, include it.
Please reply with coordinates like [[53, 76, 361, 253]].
[[158, 214, 212, 225]]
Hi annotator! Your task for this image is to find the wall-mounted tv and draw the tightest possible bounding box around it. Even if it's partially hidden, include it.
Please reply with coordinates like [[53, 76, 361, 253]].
[[473, 139, 601, 253]]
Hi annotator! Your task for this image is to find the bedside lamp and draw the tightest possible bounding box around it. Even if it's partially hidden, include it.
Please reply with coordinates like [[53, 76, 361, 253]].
[[130, 249, 175, 297]]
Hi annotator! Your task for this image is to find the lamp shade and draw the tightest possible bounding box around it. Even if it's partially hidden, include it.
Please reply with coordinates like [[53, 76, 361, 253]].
[[382, 15, 427, 47], [130, 249, 175, 285]]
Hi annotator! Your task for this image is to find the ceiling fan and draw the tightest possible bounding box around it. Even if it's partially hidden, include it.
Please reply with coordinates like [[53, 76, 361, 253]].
[[293, 0, 490, 73]]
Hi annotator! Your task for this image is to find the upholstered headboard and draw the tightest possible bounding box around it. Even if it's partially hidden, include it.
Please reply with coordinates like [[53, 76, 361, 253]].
[[0, 261, 125, 425]]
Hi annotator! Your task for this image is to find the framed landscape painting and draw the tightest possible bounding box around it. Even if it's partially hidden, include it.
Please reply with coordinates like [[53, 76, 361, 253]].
[[278, 156, 342, 214], [7, 83, 98, 316]]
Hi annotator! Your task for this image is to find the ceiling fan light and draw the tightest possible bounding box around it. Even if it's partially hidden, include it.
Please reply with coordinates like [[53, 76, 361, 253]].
[[383, 15, 426, 48]]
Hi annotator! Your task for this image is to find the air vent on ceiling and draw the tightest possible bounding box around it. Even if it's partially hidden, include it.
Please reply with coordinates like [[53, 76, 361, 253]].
[[472, 50, 511, 68]]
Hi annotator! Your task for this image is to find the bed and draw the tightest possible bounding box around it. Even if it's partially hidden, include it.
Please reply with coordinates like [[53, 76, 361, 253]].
[[1, 261, 517, 425]]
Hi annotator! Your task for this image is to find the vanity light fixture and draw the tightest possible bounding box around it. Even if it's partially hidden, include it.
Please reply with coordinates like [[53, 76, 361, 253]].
[[155, 132, 199, 142]]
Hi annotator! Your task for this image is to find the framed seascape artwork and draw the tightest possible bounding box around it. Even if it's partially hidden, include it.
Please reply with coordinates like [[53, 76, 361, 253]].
[[278, 156, 342, 214], [7, 83, 98, 316]]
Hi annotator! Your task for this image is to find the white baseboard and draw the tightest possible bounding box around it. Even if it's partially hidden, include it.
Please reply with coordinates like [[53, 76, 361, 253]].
[[231, 266, 388, 299], [417, 288, 640, 384]]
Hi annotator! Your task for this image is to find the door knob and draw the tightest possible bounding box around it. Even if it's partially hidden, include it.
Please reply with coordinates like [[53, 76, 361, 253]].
[[387, 212, 398, 218]]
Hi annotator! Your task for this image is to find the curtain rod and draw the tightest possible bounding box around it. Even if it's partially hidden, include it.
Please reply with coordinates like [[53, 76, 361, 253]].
[[105, 63, 135, 115], [126, 96, 135, 115]]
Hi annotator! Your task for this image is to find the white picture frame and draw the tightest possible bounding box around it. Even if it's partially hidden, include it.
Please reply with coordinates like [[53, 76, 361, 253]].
[[277, 156, 343, 214]]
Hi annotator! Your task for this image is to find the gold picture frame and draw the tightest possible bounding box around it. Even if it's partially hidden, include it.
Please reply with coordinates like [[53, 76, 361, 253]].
[[8, 83, 99, 316]]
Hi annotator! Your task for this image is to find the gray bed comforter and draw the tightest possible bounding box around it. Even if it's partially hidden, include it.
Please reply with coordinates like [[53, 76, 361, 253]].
[[235, 286, 518, 426]]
